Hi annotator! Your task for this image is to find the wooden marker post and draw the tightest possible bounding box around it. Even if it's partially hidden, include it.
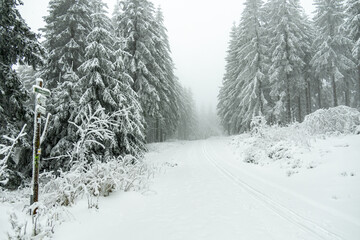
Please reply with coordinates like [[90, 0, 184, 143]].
[[32, 78, 51, 214]]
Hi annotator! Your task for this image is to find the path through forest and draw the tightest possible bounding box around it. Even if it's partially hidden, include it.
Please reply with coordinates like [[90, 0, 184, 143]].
[[53, 138, 360, 240]]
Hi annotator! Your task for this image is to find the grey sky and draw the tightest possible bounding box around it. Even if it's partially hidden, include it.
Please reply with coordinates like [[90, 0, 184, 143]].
[[18, 0, 315, 111]]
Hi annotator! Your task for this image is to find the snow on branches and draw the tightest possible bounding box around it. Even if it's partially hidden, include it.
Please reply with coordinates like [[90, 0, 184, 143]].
[[0, 125, 27, 187]]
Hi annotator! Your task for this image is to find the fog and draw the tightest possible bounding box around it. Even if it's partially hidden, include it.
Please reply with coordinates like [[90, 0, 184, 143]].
[[19, 0, 315, 112]]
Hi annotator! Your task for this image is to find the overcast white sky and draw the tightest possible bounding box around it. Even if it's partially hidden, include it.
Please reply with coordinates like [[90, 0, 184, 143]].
[[18, 0, 315, 111]]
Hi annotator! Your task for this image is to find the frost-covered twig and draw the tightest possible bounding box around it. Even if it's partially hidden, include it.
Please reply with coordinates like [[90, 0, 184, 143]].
[[0, 124, 27, 185]]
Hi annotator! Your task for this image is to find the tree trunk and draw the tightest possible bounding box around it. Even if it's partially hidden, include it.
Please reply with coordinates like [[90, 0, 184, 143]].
[[305, 78, 311, 114], [344, 79, 350, 107], [316, 78, 322, 109], [297, 95, 302, 122], [286, 75, 291, 123], [331, 73, 338, 107], [358, 66, 360, 108], [156, 118, 161, 142], [258, 79, 263, 115]]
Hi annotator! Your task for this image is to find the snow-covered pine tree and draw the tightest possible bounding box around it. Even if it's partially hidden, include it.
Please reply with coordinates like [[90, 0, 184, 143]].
[[42, 0, 92, 89], [177, 87, 198, 140], [77, 0, 145, 159], [149, 6, 181, 142], [0, 0, 44, 188], [343, 0, 360, 107], [233, 0, 269, 128], [42, 68, 80, 171], [302, 16, 316, 114], [218, 23, 242, 134], [41, 0, 92, 165], [113, 0, 164, 141], [264, 0, 312, 123], [16, 65, 39, 108], [311, 0, 355, 107]]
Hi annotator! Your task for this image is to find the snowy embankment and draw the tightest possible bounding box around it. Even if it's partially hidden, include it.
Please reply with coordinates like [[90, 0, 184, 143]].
[[1, 106, 360, 239]]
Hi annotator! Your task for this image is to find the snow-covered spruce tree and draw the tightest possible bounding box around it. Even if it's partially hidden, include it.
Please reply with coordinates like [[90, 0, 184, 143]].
[[42, 69, 81, 171], [177, 87, 198, 140], [148, 6, 180, 142], [114, 0, 180, 142], [16, 65, 39, 108], [76, 0, 145, 159], [41, 0, 92, 166], [0, 0, 44, 188], [311, 0, 355, 108], [343, 0, 360, 107], [42, 0, 92, 89], [302, 16, 316, 114], [264, 0, 312, 123], [233, 0, 269, 129], [218, 23, 242, 134]]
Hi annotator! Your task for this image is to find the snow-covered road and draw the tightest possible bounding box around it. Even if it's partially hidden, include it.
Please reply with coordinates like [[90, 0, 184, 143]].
[[53, 137, 360, 240]]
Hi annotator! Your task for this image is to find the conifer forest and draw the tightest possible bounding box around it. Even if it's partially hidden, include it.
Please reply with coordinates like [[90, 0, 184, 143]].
[[0, 0, 360, 239]]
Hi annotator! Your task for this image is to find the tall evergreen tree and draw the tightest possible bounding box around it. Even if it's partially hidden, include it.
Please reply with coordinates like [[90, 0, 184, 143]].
[[42, 0, 92, 89], [218, 24, 241, 134], [16, 65, 39, 108], [114, 0, 161, 118], [343, 0, 360, 107], [233, 0, 268, 128], [177, 87, 197, 140], [151, 7, 180, 142], [41, 0, 92, 163], [264, 0, 312, 123], [311, 0, 355, 107], [77, 0, 145, 158], [114, 1, 180, 142], [0, 0, 44, 187]]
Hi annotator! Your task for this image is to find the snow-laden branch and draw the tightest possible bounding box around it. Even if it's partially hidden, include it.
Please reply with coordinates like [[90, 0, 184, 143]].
[[0, 124, 27, 185]]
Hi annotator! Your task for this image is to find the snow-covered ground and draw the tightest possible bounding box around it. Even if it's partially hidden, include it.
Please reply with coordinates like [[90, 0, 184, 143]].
[[1, 134, 359, 239]]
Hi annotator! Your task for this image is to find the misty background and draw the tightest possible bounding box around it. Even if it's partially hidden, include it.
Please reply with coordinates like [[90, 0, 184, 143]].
[[19, 0, 315, 109]]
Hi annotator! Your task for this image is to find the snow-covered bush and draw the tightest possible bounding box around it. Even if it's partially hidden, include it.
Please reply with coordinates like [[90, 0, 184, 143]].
[[70, 105, 117, 163], [234, 106, 360, 176], [250, 115, 267, 137], [40, 154, 151, 209], [7, 212, 29, 240], [302, 106, 360, 135], [234, 117, 310, 174]]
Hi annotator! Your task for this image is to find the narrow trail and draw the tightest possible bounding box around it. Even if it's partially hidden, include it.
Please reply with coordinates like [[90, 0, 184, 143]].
[[202, 140, 343, 240], [53, 139, 356, 240]]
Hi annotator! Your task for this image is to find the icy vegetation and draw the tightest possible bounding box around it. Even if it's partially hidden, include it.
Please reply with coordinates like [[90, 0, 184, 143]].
[[0, 104, 155, 239], [2, 154, 154, 239], [302, 106, 360, 135], [232, 106, 360, 176]]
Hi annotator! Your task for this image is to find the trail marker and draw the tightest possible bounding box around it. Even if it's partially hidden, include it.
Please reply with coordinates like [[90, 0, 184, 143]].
[[31, 78, 51, 215]]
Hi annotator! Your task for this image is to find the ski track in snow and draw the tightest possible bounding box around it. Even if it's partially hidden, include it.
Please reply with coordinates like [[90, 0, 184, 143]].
[[18, 136, 359, 240], [202, 140, 343, 240]]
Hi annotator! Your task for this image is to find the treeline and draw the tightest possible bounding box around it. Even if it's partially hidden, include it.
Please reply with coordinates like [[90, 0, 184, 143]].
[[0, 0, 197, 188], [218, 0, 360, 134]]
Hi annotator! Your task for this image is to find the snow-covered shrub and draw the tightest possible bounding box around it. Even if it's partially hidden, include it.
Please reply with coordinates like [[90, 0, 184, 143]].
[[39, 154, 152, 209], [6, 202, 68, 239], [70, 105, 117, 163], [250, 115, 267, 137], [28, 201, 68, 238], [40, 166, 86, 207], [268, 141, 292, 161], [302, 106, 360, 135], [7, 212, 29, 240], [234, 121, 310, 175]]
